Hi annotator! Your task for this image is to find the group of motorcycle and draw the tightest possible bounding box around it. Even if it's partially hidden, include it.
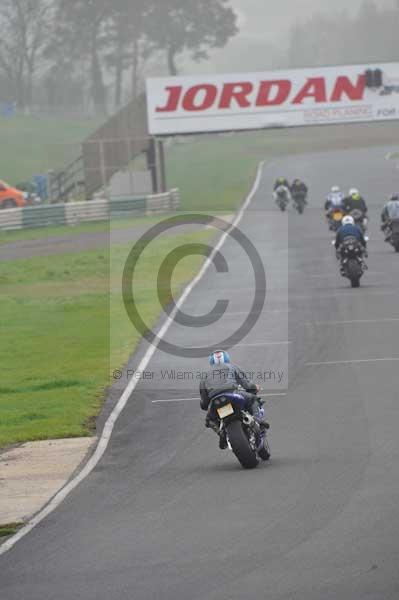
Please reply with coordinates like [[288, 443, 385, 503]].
[[325, 187, 369, 289], [274, 178, 308, 214], [326, 188, 399, 288]]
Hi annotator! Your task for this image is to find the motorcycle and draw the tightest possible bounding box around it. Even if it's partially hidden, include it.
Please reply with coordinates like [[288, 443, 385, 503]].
[[385, 218, 399, 252], [350, 208, 368, 234], [292, 191, 307, 214], [338, 237, 367, 288], [209, 391, 270, 469], [274, 187, 290, 212], [328, 207, 344, 231]]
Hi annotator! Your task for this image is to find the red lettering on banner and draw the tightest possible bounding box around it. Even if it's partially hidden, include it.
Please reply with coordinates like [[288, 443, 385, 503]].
[[256, 80, 291, 106], [292, 78, 327, 104], [330, 75, 365, 102], [182, 84, 218, 111], [219, 82, 253, 109], [155, 73, 367, 117], [156, 86, 182, 112]]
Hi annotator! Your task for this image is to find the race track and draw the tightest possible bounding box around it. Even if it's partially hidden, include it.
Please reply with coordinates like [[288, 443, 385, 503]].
[[2, 145, 399, 600]]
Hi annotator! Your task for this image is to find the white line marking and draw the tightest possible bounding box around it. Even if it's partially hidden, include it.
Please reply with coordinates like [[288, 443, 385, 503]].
[[152, 392, 287, 404], [307, 357, 399, 366], [152, 397, 199, 404], [306, 318, 399, 326], [0, 162, 266, 556]]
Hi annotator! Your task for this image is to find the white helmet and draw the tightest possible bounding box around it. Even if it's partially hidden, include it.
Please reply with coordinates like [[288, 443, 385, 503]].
[[331, 185, 340, 193], [342, 215, 355, 226], [349, 188, 359, 196]]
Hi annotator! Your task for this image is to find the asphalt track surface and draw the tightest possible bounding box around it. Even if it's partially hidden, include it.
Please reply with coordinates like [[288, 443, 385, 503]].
[[2, 145, 399, 600]]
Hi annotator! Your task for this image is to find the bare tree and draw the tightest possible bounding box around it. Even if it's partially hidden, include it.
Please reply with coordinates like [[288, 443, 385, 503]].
[[50, 0, 112, 115], [145, 0, 238, 76], [0, 0, 53, 110], [105, 0, 149, 108]]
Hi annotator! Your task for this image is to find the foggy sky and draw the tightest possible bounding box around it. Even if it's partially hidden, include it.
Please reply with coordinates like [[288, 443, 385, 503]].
[[186, 0, 395, 74], [230, 0, 394, 42]]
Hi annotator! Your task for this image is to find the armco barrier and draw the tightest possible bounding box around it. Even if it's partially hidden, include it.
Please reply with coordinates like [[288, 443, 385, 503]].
[[22, 203, 66, 229], [65, 198, 108, 225], [0, 207, 22, 230], [0, 190, 180, 231], [146, 189, 180, 215], [109, 196, 146, 218]]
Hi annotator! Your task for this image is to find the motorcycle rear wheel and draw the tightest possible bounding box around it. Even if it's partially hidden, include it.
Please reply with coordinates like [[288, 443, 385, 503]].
[[226, 421, 259, 469]]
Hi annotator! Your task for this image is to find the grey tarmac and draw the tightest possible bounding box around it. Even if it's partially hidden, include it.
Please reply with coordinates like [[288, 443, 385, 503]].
[[1, 144, 399, 600]]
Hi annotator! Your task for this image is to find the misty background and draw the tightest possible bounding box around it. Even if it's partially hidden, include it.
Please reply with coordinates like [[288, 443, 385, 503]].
[[0, 0, 396, 118]]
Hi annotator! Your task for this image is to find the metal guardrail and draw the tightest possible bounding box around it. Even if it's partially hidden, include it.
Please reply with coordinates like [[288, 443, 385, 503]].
[[0, 189, 180, 231]]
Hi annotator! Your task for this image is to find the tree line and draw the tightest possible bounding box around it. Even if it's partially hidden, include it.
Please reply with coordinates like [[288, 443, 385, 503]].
[[0, 0, 238, 115], [288, 1, 399, 69], [1, 0, 396, 118]]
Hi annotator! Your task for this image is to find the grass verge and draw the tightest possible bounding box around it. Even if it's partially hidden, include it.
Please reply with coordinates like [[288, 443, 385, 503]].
[[0, 523, 23, 538], [0, 228, 212, 448]]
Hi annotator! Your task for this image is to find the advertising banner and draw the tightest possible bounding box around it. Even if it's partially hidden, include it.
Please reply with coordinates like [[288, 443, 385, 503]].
[[146, 62, 399, 135]]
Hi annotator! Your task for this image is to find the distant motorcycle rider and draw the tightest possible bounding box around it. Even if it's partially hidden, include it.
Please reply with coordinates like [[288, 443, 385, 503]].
[[325, 185, 344, 212], [200, 350, 268, 449], [381, 194, 399, 229], [273, 178, 291, 209], [291, 178, 308, 203], [335, 215, 367, 251], [343, 189, 368, 216], [381, 194, 399, 236]]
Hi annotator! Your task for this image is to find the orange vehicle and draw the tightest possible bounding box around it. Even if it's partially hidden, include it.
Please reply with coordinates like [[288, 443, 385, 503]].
[[0, 179, 27, 209]]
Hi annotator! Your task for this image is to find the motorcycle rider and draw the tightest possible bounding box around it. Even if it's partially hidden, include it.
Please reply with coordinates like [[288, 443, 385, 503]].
[[200, 350, 269, 449], [343, 189, 368, 216], [291, 178, 308, 203], [381, 194, 399, 238], [325, 185, 345, 212], [273, 177, 291, 205], [335, 215, 367, 254]]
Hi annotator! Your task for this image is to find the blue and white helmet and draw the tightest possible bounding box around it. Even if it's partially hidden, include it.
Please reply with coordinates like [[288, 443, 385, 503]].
[[209, 350, 231, 366]]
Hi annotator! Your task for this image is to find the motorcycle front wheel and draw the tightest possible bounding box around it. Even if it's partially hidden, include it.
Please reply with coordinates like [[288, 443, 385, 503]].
[[258, 437, 271, 461]]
